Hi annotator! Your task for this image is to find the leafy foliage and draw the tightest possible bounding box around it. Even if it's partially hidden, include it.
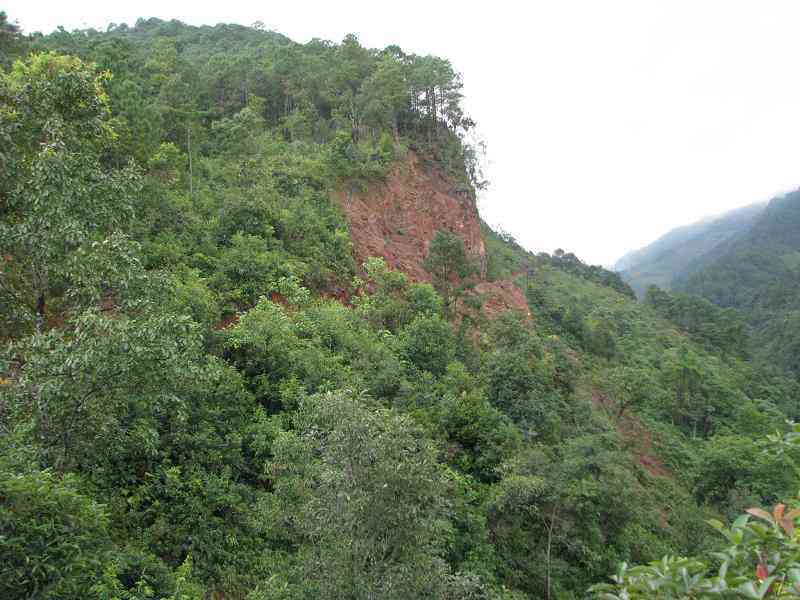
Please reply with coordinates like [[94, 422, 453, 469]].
[[591, 430, 800, 599], [0, 53, 142, 334], [0, 14, 797, 600], [424, 229, 479, 315], [0, 471, 112, 599], [645, 285, 749, 359], [675, 191, 800, 380]]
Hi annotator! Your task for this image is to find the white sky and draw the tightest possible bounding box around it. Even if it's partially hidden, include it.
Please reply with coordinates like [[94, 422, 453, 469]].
[[7, 1, 800, 266]]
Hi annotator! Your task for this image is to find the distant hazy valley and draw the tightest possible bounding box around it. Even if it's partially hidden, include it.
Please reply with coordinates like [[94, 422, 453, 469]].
[[614, 201, 767, 297]]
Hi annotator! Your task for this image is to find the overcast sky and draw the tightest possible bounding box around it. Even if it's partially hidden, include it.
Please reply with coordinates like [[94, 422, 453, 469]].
[[7, 1, 800, 266]]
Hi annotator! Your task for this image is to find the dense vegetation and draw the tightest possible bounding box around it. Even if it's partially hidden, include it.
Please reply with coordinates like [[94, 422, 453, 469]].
[[643, 287, 749, 360], [609, 190, 800, 597], [675, 191, 800, 381], [621, 189, 800, 381], [589, 426, 800, 599], [2, 14, 800, 600]]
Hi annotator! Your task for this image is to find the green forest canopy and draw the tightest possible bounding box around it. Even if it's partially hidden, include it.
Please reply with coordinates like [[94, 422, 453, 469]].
[[2, 15, 800, 600]]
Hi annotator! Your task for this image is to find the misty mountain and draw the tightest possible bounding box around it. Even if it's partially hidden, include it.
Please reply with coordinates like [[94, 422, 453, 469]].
[[676, 190, 800, 377], [618, 189, 800, 379], [614, 202, 766, 297]]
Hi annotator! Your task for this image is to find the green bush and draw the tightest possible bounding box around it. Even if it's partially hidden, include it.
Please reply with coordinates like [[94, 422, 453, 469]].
[[0, 471, 112, 599], [400, 314, 457, 376]]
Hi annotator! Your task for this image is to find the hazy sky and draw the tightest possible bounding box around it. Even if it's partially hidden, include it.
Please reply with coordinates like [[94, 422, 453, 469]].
[[7, 1, 800, 266]]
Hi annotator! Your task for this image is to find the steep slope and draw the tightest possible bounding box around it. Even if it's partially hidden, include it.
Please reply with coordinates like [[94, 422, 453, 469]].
[[614, 202, 765, 297], [677, 190, 800, 307], [336, 152, 485, 281], [616, 188, 800, 379], [676, 190, 800, 377], [336, 151, 530, 316], [4, 16, 800, 600]]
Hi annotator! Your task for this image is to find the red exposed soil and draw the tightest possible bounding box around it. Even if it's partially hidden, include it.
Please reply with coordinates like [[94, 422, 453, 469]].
[[335, 152, 529, 317], [475, 277, 531, 319], [213, 313, 240, 331], [336, 152, 485, 282]]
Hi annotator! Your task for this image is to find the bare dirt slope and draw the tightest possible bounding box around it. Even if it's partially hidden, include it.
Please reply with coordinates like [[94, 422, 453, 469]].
[[335, 152, 529, 317]]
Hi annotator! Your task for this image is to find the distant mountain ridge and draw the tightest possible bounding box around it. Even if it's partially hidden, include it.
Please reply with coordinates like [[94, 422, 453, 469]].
[[613, 202, 767, 297], [675, 190, 800, 377], [616, 189, 800, 378]]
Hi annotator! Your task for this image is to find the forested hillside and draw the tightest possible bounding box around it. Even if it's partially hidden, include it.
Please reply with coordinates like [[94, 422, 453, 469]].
[[2, 15, 800, 600], [614, 202, 765, 298], [676, 190, 800, 380]]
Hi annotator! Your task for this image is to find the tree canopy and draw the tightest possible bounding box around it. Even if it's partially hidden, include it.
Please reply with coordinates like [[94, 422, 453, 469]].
[[1, 15, 798, 600]]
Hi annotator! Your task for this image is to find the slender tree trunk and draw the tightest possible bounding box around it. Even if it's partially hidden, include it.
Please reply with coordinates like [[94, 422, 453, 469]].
[[430, 87, 436, 143], [545, 506, 558, 600], [439, 87, 445, 134], [33, 265, 48, 333], [187, 124, 193, 198], [35, 292, 45, 333], [617, 399, 629, 420], [350, 97, 358, 142]]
